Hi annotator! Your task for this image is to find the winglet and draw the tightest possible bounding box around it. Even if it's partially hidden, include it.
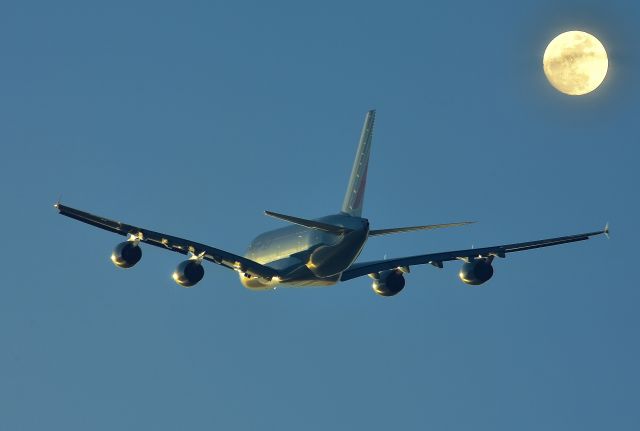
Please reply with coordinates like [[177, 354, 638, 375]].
[[604, 222, 610, 239], [53, 195, 62, 211]]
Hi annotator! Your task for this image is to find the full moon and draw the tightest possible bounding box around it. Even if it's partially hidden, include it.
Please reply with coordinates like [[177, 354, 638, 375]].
[[543, 31, 608, 95]]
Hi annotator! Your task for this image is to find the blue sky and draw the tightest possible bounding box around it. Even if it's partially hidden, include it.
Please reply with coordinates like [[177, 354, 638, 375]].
[[1, 0, 638, 429]]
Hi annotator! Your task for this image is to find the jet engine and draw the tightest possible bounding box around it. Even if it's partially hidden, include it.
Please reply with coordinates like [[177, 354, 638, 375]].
[[458, 258, 494, 286], [371, 269, 406, 297], [172, 260, 205, 288], [111, 241, 142, 268]]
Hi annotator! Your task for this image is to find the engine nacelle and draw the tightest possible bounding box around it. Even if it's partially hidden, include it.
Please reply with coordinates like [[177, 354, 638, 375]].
[[459, 259, 494, 285], [172, 260, 205, 288], [111, 241, 142, 268], [372, 269, 406, 297]]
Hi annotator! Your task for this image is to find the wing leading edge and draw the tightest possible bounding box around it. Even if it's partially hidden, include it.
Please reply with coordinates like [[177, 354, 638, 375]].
[[55, 203, 281, 280], [341, 226, 609, 281]]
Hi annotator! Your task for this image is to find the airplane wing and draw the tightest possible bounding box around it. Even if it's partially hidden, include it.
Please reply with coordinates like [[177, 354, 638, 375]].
[[55, 203, 281, 280], [340, 226, 609, 281]]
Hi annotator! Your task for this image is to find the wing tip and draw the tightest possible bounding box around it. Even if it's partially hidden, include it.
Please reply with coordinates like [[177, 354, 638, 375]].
[[604, 222, 610, 239]]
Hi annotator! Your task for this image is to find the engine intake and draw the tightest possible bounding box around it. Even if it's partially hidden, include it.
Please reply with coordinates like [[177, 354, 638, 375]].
[[372, 269, 406, 297], [111, 241, 142, 268], [459, 258, 494, 285], [172, 260, 205, 288]]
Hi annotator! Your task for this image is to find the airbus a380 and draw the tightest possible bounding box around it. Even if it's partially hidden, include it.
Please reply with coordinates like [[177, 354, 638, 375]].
[[55, 111, 608, 296]]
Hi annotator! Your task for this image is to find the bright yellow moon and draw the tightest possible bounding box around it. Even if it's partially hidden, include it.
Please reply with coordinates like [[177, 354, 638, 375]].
[[543, 31, 608, 95]]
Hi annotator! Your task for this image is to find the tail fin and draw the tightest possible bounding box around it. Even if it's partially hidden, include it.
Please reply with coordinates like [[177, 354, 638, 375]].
[[341, 110, 375, 217]]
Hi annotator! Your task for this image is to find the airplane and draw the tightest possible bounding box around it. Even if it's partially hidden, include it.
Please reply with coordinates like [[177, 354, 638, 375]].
[[54, 110, 609, 296]]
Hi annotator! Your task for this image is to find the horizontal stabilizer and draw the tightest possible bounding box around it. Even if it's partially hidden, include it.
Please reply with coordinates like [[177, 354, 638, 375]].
[[265, 211, 353, 235], [369, 221, 474, 237]]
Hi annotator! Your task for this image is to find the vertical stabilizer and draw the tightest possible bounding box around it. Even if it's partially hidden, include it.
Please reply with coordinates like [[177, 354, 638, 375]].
[[341, 110, 375, 217]]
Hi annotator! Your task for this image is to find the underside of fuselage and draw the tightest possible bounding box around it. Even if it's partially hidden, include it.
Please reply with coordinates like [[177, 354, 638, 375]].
[[239, 270, 341, 290], [240, 214, 369, 290]]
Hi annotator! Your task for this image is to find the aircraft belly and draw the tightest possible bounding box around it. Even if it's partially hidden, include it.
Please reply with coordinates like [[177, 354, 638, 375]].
[[240, 264, 339, 290]]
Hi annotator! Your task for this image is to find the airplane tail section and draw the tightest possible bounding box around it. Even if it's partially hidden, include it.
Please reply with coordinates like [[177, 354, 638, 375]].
[[264, 210, 353, 235], [369, 221, 475, 236], [342, 110, 375, 217]]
